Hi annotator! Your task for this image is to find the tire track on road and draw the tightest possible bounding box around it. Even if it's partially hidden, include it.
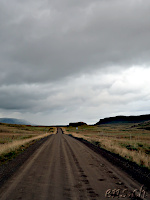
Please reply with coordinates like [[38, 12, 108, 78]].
[[63, 136, 99, 199]]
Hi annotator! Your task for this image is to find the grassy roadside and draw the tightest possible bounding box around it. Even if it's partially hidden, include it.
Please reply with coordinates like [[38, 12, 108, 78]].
[[62, 124, 150, 170], [0, 123, 56, 165]]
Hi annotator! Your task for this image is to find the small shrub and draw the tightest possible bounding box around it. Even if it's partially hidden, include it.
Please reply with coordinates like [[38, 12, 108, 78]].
[[137, 143, 143, 147], [92, 140, 100, 147], [125, 145, 137, 151]]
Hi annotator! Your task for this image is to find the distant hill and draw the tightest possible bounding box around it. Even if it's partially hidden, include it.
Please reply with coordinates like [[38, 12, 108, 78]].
[[0, 118, 31, 125], [95, 114, 150, 125], [68, 122, 87, 127]]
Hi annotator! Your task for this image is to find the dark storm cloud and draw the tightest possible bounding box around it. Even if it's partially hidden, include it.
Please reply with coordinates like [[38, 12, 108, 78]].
[[1, 0, 150, 85]]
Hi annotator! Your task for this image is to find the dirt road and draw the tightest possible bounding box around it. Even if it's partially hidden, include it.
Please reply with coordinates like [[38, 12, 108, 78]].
[[0, 128, 149, 200]]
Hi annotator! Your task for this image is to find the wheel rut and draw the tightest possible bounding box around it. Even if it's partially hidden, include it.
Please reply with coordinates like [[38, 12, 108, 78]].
[[63, 137, 99, 199]]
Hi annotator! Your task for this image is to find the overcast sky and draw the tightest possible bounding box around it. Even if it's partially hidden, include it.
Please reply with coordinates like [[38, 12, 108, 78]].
[[1, 0, 150, 125]]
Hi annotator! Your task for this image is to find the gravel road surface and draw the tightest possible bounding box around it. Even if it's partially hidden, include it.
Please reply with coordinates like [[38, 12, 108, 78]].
[[0, 128, 149, 200]]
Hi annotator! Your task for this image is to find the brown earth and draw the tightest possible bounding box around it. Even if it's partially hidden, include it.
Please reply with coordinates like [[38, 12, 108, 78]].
[[0, 128, 149, 200]]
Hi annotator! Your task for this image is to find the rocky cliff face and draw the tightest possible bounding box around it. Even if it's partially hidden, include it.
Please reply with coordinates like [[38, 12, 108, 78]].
[[95, 114, 150, 125]]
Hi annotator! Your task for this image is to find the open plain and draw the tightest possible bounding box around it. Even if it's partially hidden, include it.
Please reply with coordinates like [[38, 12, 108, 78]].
[[0, 128, 149, 200]]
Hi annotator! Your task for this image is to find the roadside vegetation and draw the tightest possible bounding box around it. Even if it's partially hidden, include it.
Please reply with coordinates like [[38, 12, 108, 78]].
[[63, 123, 150, 170], [0, 123, 56, 164]]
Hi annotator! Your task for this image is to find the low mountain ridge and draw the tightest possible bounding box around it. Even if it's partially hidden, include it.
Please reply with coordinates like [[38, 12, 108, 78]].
[[0, 118, 31, 125]]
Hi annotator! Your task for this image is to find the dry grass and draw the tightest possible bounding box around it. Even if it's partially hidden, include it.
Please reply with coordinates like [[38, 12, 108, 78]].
[[0, 132, 51, 155], [63, 124, 150, 169], [0, 123, 56, 156]]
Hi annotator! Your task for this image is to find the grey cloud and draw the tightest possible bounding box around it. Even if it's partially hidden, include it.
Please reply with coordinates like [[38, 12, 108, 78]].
[[1, 0, 150, 86], [0, 84, 48, 111]]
